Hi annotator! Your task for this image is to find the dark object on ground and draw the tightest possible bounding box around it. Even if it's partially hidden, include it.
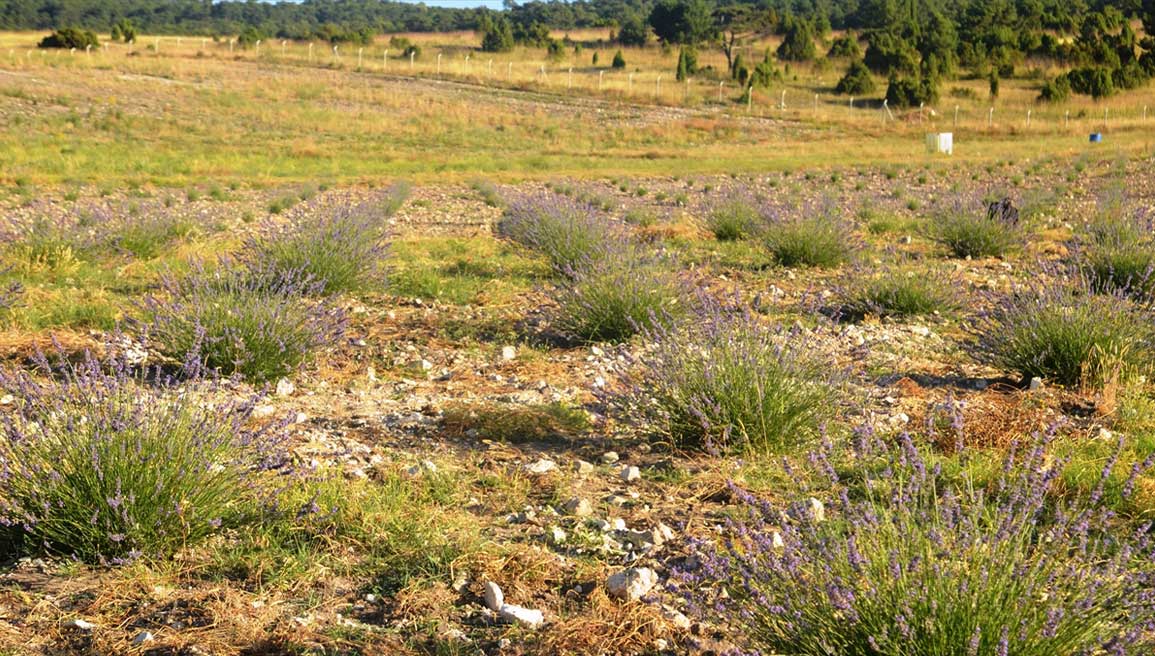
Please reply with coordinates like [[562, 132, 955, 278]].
[[987, 198, 1019, 225]]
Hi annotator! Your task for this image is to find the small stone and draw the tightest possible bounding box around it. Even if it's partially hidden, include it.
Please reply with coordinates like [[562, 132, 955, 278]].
[[899, 235, 913, 244], [498, 638, 512, 649], [524, 459, 557, 475], [1029, 376, 1043, 391], [548, 525, 567, 544], [909, 325, 931, 337], [501, 346, 517, 361], [621, 465, 641, 483], [573, 460, 595, 475], [661, 606, 692, 630], [252, 404, 276, 419], [606, 567, 658, 601], [622, 528, 660, 549], [1097, 427, 1114, 440], [132, 631, 155, 646], [563, 498, 593, 517], [771, 530, 785, 549], [275, 378, 296, 397], [62, 619, 95, 631], [601, 451, 620, 464], [498, 604, 544, 628], [364, 593, 378, 604], [0, 395, 12, 405], [483, 581, 504, 611], [808, 497, 826, 522], [590, 346, 605, 357], [294, 412, 308, 424]]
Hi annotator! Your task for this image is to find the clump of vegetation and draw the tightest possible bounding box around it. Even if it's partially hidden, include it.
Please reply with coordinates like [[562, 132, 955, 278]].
[[616, 305, 837, 454], [104, 209, 195, 260], [552, 249, 685, 343], [676, 428, 1155, 655], [38, 27, 98, 49], [762, 204, 855, 268], [244, 188, 403, 295], [836, 266, 958, 320], [928, 199, 1022, 258], [973, 278, 1151, 386], [142, 263, 345, 383], [497, 192, 618, 277], [442, 402, 589, 443], [835, 60, 875, 95], [470, 179, 504, 208], [704, 197, 761, 241], [0, 351, 285, 563]]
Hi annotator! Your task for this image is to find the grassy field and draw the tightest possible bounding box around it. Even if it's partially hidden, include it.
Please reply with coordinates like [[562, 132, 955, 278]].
[[1, 26, 1155, 656], [0, 29, 1153, 187]]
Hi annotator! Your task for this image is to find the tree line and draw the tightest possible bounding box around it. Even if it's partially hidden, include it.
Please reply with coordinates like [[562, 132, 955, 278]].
[[13, 0, 1155, 106]]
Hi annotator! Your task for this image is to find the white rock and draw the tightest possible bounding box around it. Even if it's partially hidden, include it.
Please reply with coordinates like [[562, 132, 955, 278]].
[[808, 497, 826, 523], [1029, 376, 1043, 391], [0, 395, 12, 405], [62, 619, 95, 631], [252, 404, 276, 419], [661, 606, 692, 630], [132, 631, 155, 646], [590, 346, 605, 357], [909, 325, 930, 337], [483, 581, 504, 611], [606, 567, 658, 601], [771, 530, 785, 549], [601, 451, 620, 464], [501, 346, 517, 361], [563, 497, 593, 517], [498, 604, 544, 628], [573, 460, 595, 475], [548, 525, 567, 544], [524, 459, 557, 475], [275, 378, 296, 397], [621, 465, 641, 483]]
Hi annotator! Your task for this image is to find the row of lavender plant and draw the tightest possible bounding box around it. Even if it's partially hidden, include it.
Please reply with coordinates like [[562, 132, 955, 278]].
[[142, 186, 407, 382], [498, 191, 685, 343]]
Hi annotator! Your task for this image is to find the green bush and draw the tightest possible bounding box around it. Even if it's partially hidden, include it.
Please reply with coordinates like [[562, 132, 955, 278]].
[[705, 198, 761, 241], [975, 280, 1152, 386], [928, 204, 1020, 258], [0, 353, 282, 562], [617, 307, 838, 454], [38, 27, 98, 50], [612, 50, 626, 69], [552, 250, 684, 343], [835, 60, 876, 95], [837, 267, 957, 320], [763, 208, 854, 268]]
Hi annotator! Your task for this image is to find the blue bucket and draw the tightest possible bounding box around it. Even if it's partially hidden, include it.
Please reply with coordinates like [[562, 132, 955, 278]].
[[1089, 133, 1103, 143]]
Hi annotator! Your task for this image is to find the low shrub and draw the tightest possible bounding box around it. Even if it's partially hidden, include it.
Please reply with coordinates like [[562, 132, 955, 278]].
[[551, 249, 685, 343], [441, 402, 589, 443], [1083, 241, 1155, 299], [0, 352, 285, 562], [105, 209, 195, 260], [928, 199, 1021, 258], [614, 304, 838, 454], [973, 278, 1152, 386], [497, 192, 617, 277], [243, 189, 403, 295], [836, 266, 958, 320], [676, 429, 1155, 655], [762, 204, 855, 268], [142, 262, 345, 383], [704, 198, 760, 241]]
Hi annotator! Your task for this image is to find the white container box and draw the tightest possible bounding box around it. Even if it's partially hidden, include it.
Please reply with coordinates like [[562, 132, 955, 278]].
[[925, 132, 953, 155]]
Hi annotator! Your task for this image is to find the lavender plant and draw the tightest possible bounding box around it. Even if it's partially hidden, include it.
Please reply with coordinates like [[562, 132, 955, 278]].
[[615, 304, 837, 453], [674, 427, 1155, 655], [836, 265, 958, 321], [552, 249, 686, 343], [496, 192, 618, 277], [243, 189, 402, 296], [104, 208, 195, 260], [1080, 209, 1155, 299], [973, 278, 1152, 386], [762, 202, 855, 268], [142, 262, 345, 383], [0, 351, 286, 562], [705, 198, 761, 241], [928, 197, 1022, 259]]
